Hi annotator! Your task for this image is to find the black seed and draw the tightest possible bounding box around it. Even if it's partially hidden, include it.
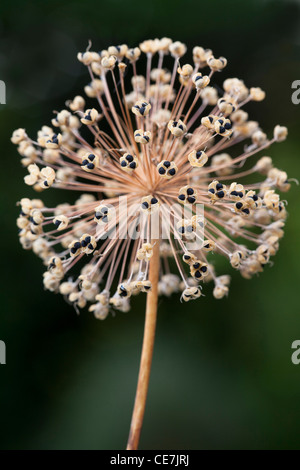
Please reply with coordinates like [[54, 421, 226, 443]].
[[88, 243, 94, 250], [164, 161, 171, 168], [158, 167, 166, 175], [242, 208, 250, 214], [178, 194, 185, 201], [178, 226, 185, 234], [193, 263, 200, 269], [236, 202, 243, 209], [208, 188, 215, 194], [194, 271, 202, 278], [178, 125, 183, 130], [217, 191, 225, 198], [168, 168, 176, 176], [129, 162, 136, 169], [142, 202, 149, 209], [208, 116, 213, 123], [238, 192, 244, 198], [218, 119, 224, 124], [216, 183, 223, 190], [121, 161, 127, 167], [224, 122, 232, 130], [219, 126, 225, 133], [231, 191, 238, 196], [187, 197, 195, 203], [187, 188, 194, 195], [87, 163, 94, 170], [151, 198, 158, 204], [85, 236, 91, 243], [82, 159, 89, 165], [200, 266, 207, 273], [252, 195, 258, 201], [88, 154, 95, 161], [126, 154, 133, 162]]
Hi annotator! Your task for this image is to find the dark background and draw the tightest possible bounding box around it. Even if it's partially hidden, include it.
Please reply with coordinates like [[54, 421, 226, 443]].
[[0, 0, 299, 450]]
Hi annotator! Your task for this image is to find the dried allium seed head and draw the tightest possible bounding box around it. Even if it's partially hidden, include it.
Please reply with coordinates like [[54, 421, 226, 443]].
[[12, 38, 291, 319]]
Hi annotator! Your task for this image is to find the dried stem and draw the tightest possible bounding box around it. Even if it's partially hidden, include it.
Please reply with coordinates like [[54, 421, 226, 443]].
[[126, 239, 160, 450]]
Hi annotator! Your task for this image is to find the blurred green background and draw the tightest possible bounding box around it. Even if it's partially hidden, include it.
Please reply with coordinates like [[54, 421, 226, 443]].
[[0, 0, 299, 450]]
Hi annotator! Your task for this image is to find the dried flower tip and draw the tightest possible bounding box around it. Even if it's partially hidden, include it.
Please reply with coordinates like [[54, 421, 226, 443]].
[[228, 182, 245, 200], [181, 286, 202, 302], [45, 133, 62, 149], [213, 284, 229, 299], [202, 240, 215, 252], [120, 153, 138, 172], [201, 115, 218, 129], [250, 87, 266, 101], [131, 100, 151, 117], [157, 160, 178, 179], [208, 180, 227, 202], [101, 55, 117, 70], [169, 41, 187, 58], [273, 125, 288, 142], [168, 119, 186, 137], [137, 243, 154, 261], [188, 149, 208, 167], [134, 130, 152, 144], [182, 252, 197, 265], [117, 282, 132, 298], [192, 73, 210, 90], [68, 95, 85, 111], [24, 164, 40, 186], [207, 56, 227, 71], [177, 64, 193, 79], [80, 233, 97, 254], [193, 46, 213, 66], [81, 108, 99, 125], [53, 215, 69, 231], [30, 209, 44, 225], [69, 239, 82, 257], [125, 47, 141, 62], [211, 153, 233, 176], [230, 250, 245, 269], [77, 51, 100, 66], [217, 97, 236, 116], [94, 204, 111, 224], [11, 128, 28, 144], [254, 156, 273, 174], [132, 75, 146, 93], [178, 186, 197, 204], [141, 195, 159, 213], [81, 153, 99, 172], [84, 79, 104, 98], [132, 280, 152, 292], [214, 118, 232, 137]]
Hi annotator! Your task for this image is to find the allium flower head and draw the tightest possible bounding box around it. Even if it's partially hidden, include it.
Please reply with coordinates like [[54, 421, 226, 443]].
[[12, 38, 290, 319]]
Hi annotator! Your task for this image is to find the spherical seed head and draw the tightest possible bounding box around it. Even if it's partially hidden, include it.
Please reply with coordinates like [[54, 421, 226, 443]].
[[12, 38, 291, 317]]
